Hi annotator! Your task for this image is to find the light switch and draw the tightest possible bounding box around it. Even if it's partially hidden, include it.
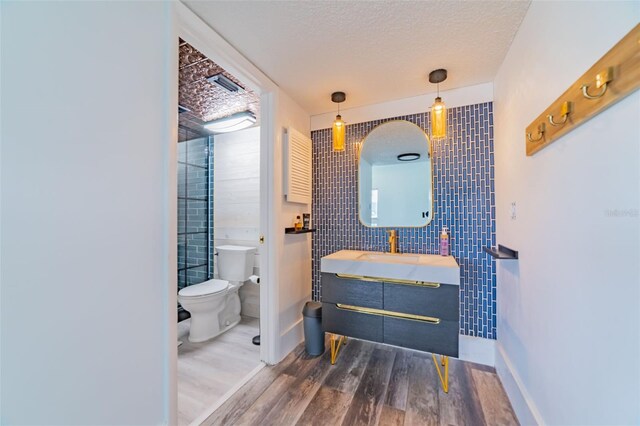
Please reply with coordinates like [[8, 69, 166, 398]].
[[510, 202, 517, 220]]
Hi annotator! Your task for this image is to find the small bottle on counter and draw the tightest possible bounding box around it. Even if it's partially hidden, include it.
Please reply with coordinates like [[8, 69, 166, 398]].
[[294, 215, 303, 231], [440, 227, 449, 256], [302, 213, 311, 230]]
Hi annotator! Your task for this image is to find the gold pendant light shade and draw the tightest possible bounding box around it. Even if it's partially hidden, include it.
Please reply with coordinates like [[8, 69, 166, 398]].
[[333, 114, 345, 152], [331, 91, 346, 152], [428, 69, 448, 139], [430, 97, 447, 138]]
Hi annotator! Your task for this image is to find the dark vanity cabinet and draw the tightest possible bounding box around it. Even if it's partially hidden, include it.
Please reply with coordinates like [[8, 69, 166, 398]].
[[321, 272, 459, 357]]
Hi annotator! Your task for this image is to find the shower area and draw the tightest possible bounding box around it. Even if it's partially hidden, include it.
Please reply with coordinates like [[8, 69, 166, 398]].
[[177, 127, 214, 320]]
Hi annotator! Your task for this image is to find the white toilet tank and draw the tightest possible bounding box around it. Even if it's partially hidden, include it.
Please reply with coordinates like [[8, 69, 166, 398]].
[[216, 245, 257, 282]]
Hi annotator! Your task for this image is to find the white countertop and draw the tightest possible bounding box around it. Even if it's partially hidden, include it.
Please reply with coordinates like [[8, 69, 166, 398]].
[[320, 249, 460, 285]]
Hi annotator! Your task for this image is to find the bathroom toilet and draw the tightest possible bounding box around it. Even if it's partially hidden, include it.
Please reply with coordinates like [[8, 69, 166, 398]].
[[178, 245, 256, 343]]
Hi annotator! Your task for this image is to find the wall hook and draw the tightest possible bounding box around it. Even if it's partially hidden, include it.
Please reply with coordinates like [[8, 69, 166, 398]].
[[581, 67, 613, 99], [547, 101, 573, 126], [527, 122, 545, 142], [525, 25, 639, 156]]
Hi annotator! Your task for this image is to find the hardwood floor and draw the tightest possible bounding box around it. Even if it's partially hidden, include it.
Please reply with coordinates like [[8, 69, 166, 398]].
[[202, 337, 518, 426], [178, 316, 261, 426]]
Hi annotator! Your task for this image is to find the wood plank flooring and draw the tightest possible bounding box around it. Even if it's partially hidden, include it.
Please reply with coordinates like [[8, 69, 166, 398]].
[[202, 337, 518, 426], [178, 316, 261, 426]]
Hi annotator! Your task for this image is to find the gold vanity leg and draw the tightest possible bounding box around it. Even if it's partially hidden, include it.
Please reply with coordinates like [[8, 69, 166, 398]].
[[432, 354, 449, 393], [330, 334, 335, 364], [330, 334, 345, 365]]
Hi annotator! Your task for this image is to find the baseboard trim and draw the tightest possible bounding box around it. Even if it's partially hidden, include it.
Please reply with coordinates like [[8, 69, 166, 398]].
[[279, 318, 304, 362], [495, 343, 543, 426], [189, 362, 266, 426], [459, 335, 496, 366]]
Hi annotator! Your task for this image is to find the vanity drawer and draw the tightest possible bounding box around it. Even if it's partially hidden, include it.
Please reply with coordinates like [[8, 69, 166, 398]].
[[321, 273, 383, 309], [383, 317, 459, 357], [383, 282, 458, 321], [322, 302, 383, 342]]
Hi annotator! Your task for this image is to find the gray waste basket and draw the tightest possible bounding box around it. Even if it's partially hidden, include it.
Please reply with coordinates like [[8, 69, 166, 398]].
[[302, 301, 324, 356]]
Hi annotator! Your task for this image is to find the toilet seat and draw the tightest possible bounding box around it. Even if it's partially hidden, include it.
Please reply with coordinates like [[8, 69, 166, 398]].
[[178, 279, 228, 297]]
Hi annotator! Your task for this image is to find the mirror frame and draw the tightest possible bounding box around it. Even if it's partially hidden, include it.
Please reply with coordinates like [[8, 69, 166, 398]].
[[357, 120, 434, 228]]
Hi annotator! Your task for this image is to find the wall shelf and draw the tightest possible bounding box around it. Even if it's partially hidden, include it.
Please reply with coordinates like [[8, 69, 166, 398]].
[[285, 228, 317, 235], [483, 244, 518, 260]]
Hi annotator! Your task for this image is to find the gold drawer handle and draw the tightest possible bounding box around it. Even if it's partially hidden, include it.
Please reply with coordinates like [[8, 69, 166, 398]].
[[336, 274, 381, 283], [385, 277, 440, 288], [336, 274, 440, 288], [336, 304, 441, 325]]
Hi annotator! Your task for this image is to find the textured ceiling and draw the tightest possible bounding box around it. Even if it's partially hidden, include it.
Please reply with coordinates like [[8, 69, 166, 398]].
[[184, 0, 530, 115], [178, 40, 259, 139]]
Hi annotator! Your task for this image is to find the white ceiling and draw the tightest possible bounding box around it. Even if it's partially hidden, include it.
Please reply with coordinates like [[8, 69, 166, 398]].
[[184, 1, 530, 116]]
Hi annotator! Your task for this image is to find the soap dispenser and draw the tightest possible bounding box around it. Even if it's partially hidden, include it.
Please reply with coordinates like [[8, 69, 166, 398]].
[[440, 227, 449, 256]]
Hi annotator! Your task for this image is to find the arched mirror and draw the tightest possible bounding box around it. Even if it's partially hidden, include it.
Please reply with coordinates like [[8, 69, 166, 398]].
[[358, 120, 432, 227]]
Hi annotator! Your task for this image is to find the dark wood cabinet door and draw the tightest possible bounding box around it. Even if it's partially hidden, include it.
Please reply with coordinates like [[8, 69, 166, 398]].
[[322, 303, 383, 343], [383, 282, 459, 321], [383, 317, 459, 357], [321, 273, 383, 309]]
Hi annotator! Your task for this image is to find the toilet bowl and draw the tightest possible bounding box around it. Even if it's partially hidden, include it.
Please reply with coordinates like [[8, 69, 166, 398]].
[[178, 245, 256, 343], [178, 279, 239, 342]]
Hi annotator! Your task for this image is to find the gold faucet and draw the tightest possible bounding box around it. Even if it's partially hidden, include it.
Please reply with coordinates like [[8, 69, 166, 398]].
[[386, 230, 397, 254]]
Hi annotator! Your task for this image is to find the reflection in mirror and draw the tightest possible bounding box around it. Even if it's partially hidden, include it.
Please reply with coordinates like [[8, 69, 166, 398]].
[[359, 121, 432, 227]]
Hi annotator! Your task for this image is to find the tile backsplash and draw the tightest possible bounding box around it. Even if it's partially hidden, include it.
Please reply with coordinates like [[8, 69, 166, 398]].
[[311, 102, 496, 339]]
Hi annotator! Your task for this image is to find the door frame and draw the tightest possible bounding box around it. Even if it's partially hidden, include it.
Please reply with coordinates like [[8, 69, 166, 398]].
[[167, 3, 280, 424]]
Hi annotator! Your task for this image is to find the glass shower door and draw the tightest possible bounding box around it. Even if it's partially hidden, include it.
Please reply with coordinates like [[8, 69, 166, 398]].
[[177, 134, 213, 293]]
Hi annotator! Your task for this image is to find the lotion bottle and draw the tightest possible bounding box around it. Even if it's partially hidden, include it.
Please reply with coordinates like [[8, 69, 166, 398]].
[[439, 227, 449, 256]]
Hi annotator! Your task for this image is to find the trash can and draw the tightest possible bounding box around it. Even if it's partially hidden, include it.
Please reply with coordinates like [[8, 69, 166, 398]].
[[302, 301, 324, 356]]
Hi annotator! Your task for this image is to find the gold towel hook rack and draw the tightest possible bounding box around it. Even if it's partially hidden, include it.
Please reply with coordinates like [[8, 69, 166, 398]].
[[581, 67, 614, 99], [525, 25, 639, 156], [547, 101, 574, 126], [527, 122, 545, 142]]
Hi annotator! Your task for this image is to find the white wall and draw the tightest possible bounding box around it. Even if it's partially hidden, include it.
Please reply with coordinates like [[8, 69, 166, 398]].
[[214, 126, 261, 317], [493, 2, 640, 424], [0, 2, 174, 424], [269, 91, 312, 361]]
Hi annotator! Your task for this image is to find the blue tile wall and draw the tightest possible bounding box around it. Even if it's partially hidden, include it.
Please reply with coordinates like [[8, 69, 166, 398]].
[[177, 135, 214, 289], [208, 136, 215, 284], [311, 102, 497, 339]]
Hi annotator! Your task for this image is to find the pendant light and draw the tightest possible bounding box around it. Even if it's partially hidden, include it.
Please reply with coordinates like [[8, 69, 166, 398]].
[[331, 91, 346, 152], [429, 69, 448, 139]]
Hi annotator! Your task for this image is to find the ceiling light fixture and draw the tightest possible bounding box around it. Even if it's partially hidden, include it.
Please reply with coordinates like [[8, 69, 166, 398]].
[[207, 73, 243, 92], [397, 153, 421, 162], [331, 91, 346, 152], [203, 111, 256, 133], [429, 69, 448, 139]]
